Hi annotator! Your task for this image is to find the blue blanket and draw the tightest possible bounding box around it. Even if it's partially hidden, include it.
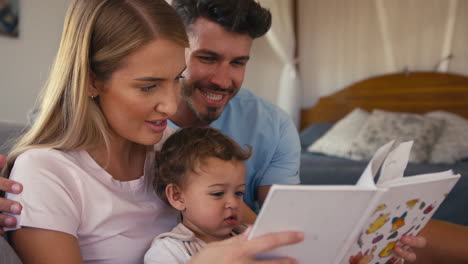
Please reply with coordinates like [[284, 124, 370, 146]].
[[300, 123, 468, 225]]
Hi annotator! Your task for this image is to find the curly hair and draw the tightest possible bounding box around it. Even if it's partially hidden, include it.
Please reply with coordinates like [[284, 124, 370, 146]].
[[171, 0, 271, 39], [154, 127, 251, 205]]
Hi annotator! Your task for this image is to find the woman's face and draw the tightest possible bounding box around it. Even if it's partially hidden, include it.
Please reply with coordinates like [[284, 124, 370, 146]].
[[96, 39, 186, 146]]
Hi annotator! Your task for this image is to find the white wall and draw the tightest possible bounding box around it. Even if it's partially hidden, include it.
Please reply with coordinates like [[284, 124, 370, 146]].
[[298, 0, 468, 108], [0, 0, 70, 124], [243, 36, 283, 106], [0, 0, 280, 124]]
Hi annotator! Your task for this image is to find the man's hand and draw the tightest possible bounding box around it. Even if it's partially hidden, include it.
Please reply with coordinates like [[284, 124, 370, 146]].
[[393, 234, 427, 263], [0, 154, 6, 170], [412, 219, 468, 264], [0, 154, 23, 235]]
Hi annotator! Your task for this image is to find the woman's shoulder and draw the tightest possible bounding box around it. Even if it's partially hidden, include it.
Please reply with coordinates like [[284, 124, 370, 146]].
[[13, 148, 84, 175], [16, 148, 75, 164]]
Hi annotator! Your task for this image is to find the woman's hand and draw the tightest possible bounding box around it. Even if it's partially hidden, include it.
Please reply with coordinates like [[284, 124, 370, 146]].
[[188, 227, 304, 264]]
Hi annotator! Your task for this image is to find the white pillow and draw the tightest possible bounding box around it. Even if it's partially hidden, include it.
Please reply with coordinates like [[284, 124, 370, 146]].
[[348, 110, 444, 163], [307, 108, 370, 158], [426, 111, 468, 164]]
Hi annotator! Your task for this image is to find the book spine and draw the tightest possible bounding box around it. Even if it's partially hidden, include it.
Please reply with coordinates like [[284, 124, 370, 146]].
[[332, 189, 387, 264]]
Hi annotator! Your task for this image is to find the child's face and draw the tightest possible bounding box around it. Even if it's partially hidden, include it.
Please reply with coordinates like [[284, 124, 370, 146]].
[[181, 157, 246, 242]]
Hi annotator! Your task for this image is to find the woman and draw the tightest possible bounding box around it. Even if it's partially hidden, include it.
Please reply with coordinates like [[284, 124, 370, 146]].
[[1, 0, 302, 263]]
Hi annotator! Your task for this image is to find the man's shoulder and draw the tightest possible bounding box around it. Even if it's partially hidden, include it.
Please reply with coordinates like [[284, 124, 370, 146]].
[[231, 88, 272, 106], [228, 88, 290, 120]]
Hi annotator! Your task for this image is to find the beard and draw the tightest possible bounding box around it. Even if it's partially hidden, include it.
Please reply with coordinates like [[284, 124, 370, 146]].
[[181, 80, 235, 124]]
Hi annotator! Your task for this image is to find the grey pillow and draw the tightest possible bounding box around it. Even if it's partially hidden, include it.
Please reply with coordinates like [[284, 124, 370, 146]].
[[426, 111, 468, 164], [307, 108, 370, 158], [348, 110, 444, 163]]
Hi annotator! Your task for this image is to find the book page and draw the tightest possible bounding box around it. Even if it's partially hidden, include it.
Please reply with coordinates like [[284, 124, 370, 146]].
[[249, 185, 382, 264], [340, 171, 460, 264], [377, 141, 413, 185], [356, 140, 395, 188]]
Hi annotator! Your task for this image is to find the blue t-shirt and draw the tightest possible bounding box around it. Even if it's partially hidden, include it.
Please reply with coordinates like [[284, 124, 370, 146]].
[[170, 88, 301, 211]]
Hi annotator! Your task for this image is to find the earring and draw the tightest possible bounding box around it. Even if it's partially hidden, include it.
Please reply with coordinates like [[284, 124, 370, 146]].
[[90, 95, 96, 99]]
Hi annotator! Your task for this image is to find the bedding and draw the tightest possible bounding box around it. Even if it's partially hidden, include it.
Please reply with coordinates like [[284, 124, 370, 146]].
[[348, 109, 444, 163], [307, 108, 369, 158], [299, 122, 468, 226], [427, 111, 468, 163], [298, 72, 468, 227]]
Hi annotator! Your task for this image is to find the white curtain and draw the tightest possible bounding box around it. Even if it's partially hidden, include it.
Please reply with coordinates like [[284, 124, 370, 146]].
[[258, 0, 301, 127], [298, 0, 468, 108]]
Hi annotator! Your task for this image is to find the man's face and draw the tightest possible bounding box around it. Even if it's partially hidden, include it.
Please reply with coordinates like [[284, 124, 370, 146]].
[[181, 18, 253, 124]]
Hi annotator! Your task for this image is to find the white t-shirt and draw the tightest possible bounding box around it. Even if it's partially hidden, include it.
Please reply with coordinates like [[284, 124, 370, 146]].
[[6, 141, 178, 263]]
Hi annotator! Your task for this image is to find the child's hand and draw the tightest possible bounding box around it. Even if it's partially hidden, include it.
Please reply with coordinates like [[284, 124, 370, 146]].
[[393, 234, 427, 263]]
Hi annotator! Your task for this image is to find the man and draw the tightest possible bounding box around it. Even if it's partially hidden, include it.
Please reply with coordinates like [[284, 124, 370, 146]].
[[168, 0, 301, 216]]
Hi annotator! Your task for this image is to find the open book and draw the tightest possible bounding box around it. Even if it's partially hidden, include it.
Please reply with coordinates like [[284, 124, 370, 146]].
[[248, 141, 460, 264]]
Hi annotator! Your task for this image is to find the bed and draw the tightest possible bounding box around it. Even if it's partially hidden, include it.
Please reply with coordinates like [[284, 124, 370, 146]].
[[298, 71, 468, 226]]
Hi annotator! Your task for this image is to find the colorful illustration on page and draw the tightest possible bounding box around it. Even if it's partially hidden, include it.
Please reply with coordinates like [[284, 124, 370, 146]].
[[342, 193, 445, 264]]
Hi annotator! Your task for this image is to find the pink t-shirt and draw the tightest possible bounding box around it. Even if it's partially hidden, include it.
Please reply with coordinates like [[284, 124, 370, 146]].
[[6, 142, 178, 263]]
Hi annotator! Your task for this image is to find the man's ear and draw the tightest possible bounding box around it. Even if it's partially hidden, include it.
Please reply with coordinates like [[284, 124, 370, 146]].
[[166, 184, 186, 212]]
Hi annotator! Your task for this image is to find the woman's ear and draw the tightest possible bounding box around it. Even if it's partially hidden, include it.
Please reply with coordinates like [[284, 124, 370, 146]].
[[166, 184, 186, 212], [88, 71, 102, 98]]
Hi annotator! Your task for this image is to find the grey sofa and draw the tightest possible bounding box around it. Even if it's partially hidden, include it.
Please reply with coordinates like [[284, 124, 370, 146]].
[[0, 121, 25, 155], [0, 236, 21, 264], [0, 120, 25, 264]]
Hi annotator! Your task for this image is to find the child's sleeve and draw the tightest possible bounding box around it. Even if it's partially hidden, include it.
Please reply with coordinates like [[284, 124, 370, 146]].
[[144, 237, 191, 264]]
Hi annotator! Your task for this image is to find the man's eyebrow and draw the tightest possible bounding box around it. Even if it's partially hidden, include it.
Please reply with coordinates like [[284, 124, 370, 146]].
[[234, 56, 250, 61], [195, 49, 220, 57], [133, 77, 164, 82], [195, 49, 250, 61]]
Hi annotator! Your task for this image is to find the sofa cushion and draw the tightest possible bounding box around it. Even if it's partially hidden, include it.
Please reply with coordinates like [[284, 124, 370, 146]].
[[0, 121, 25, 154]]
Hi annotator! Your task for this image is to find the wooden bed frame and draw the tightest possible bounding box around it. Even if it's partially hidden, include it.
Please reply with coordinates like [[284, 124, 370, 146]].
[[300, 72, 468, 130]]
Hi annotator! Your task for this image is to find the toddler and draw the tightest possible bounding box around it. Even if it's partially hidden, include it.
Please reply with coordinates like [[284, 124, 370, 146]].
[[144, 127, 252, 263]]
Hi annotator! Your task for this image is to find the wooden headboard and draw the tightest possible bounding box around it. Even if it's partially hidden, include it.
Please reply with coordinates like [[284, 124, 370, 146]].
[[300, 72, 468, 130]]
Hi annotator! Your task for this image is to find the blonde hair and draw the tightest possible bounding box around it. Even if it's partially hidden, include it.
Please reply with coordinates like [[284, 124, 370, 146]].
[[1, 0, 189, 178]]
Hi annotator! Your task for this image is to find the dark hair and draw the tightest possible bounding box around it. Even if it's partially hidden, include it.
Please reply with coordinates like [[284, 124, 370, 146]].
[[171, 0, 271, 39], [154, 127, 251, 205]]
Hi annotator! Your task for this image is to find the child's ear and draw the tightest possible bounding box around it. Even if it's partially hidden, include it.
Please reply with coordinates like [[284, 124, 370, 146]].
[[166, 184, 186, 212]]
